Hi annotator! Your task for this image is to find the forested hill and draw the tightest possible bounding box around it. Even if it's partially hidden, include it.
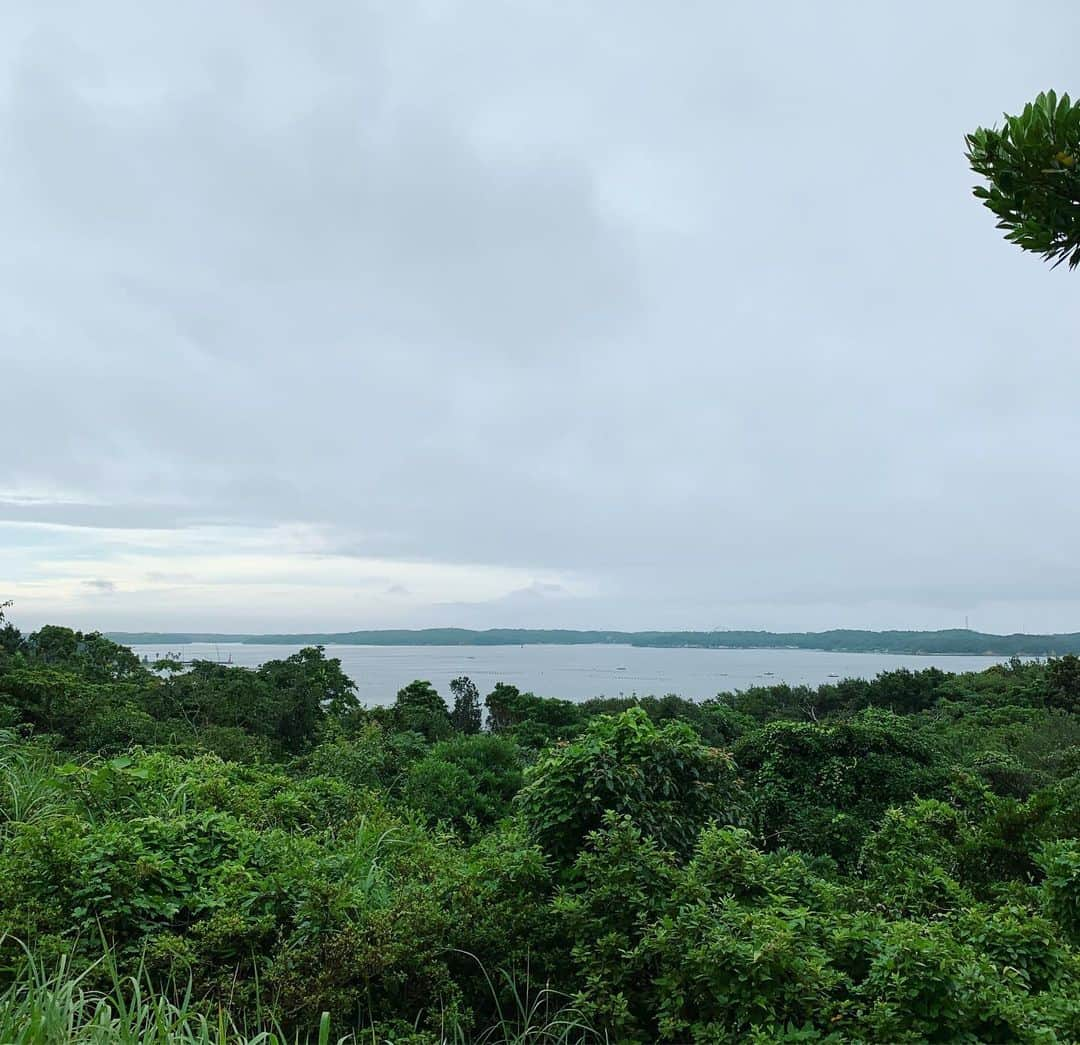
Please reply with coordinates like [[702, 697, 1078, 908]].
[[104, 627, 1080, 656]]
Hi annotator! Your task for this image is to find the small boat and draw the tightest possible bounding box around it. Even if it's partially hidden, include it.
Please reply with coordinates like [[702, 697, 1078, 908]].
[[615, 666, 627, 671]]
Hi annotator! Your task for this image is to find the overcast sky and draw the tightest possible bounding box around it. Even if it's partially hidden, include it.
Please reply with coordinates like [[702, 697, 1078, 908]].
[[3, 1, 1080, 635]]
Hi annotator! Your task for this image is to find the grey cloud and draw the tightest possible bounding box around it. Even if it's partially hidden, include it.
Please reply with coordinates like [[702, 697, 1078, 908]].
[[82, 579, 116, 593], [426, 581, 589, 629], [3, 1, 1080, 632]]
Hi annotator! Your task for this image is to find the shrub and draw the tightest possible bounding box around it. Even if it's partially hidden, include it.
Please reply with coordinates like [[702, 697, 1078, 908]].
[[305, 721, 427, 793], [734, 710, 949, 866], [1038, 840, 1080, 942], [516, 708, 740, 863], [403, 733, 523, 834]]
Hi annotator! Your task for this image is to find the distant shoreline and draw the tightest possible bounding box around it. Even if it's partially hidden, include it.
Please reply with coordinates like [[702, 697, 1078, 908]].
[[105, 627, 1080, 658]]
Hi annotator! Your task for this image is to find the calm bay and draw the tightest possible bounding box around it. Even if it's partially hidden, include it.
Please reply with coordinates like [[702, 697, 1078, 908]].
[[128, 642, 1010, 706]]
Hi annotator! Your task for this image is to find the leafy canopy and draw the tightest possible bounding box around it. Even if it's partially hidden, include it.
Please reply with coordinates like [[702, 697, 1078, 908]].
[[393, 679, 452, 740], [967, 90, 1080, 267]]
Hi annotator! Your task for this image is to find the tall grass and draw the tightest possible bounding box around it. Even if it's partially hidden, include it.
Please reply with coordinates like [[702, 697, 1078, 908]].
[[448, 955, 605, 1045], [0, 730, 71, 836], [0, 939, 604, 1044], [0, 938, 303, 1044]]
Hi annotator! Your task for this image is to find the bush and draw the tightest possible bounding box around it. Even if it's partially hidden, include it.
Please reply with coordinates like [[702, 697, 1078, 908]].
[[1038, 840, 1080, 942], [305, 721, 427, 793], [403, 733, 523, 834], [734, 710, 949, 866], [516, 708, 740, 863]]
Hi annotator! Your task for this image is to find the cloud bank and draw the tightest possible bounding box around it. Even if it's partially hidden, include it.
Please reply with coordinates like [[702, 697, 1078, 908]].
[[2, 1, 1080, 633]]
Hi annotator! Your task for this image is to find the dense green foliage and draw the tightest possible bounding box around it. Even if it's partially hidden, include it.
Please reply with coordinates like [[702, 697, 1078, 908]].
[[106, 626, 1080, 655], [517, 709, 739, 863], [2, 607, 1080, 1041], [967, 90, 1080, 268], [449, 676, 483, 735]]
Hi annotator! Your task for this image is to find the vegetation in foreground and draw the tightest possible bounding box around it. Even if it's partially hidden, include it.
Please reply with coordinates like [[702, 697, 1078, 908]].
[[1, 604, 1079, 1042]]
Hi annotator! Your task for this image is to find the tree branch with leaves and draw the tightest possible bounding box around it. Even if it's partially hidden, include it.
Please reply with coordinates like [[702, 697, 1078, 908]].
[[967, 90, 1080, 268]]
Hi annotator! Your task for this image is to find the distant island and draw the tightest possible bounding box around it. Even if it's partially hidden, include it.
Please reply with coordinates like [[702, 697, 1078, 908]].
[[104, 627, 1080, 657]]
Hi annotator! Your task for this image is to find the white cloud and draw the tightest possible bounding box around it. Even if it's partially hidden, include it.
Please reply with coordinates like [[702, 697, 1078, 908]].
[[0, 519, 584, 630]]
